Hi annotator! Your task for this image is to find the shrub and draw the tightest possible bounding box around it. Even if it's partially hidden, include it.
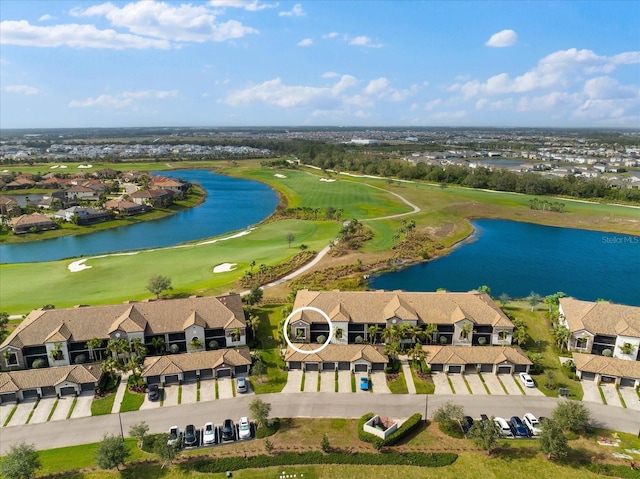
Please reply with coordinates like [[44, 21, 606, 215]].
[[477, 337, 487, 346], [355, 336, 364, 344], [169, 344, 179, 354], [440, 336, 448, 345], [383, 413, 423, 446], [255, 420, 280, 439], [251, 359, 267, 376], [74, 354, 87, 364], [208, 340, 219, 350], [316, 335, 326, 344], [32, 359, 46, 369], [602, 349, 612, 357]]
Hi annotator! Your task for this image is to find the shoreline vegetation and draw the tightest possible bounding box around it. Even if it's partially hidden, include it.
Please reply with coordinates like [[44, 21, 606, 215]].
[[0, 159, 638, 315]]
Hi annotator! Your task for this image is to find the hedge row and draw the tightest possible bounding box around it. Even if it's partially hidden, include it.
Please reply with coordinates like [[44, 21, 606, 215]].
[[583, 462, 639, 479], [357, 412, 423, 449], [193, 451, 458, 473]]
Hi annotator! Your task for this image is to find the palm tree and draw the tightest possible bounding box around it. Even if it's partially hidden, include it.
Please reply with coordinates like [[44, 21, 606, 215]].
[[460, 322, 474, 341], [366, 325, 380, 345], [246, 311, 261, 340], [130, 338, 146, 359], [422, 323, 438, 345], [87, 337, 103, 362], [551, 325, 571, 352], [232, 327, 242, 342], [383, 341, 400, 359], [106, 338, 130, 367], [151, 336, 165, 355], [404, 324, 422, 345]]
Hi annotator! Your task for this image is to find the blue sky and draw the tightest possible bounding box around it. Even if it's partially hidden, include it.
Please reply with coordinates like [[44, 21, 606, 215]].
[[1, 0, 639, 129]]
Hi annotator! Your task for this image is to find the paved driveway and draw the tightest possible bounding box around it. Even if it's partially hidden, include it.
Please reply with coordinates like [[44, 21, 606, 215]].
[[282, 370, 304, 393], [7, 399, 37, 427], [432, 373, 453, 394], [581, 380, 603, 404], [600, 384, 622, 407], [337, 370, 352, 393], [50, 396, 74, 421], [319, 371, 335, 393], [140, 392, 162, 410], [69, 391, 94, 419], [218, 378, 234, 399], [370, 371, 390, 394], [200, 379, 216, 402], [448, 374, 470, 395], [0, 403, 16, 426], [163, 385, 179, 407], [28, 397, 57, 425], [619, 387, 640, 411], [481, 373, 507, 395], [181, 382, 198, 404], [500, 375, 524, 395], [464, 373, 488, 394], [303, 371, 319, 392]]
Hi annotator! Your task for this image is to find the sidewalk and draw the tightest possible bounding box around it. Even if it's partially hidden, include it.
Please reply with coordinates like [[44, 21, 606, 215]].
[[399, 355, 416, 394], [111, 373, 130, 414]]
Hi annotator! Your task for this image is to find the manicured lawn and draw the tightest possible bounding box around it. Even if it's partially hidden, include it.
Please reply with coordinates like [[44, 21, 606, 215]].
[[387, 370, 409, 394], [120, 388, 145, 413], [90, 394, 115, 416], [249, 305, 288, 394]]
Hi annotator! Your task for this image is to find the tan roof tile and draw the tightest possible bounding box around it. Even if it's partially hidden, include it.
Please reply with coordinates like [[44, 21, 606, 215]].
[[423, 345, 532, 366], [560, 298, 640, 338], [572, 353, 640, 379], [142, 347, 251, 377], [0, 364, 101, 392], [284, 344, 388, 364]]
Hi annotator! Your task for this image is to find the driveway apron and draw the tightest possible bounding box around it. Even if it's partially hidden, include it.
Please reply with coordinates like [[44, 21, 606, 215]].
[[7, 399, 37, 427], [581, 380, 603, 404], [281, 370, 304, 393], [319, 371, 336, 393], [431, 373, 453, 394], [370, 371, 390, 394], [448, 375, 470, 395], [619, 386, 640, 411], [464, 373, 488, 395], [217, 378, 234, 399], [69, 391, 93, 419], [303, 371, 319, 393], [600, 384, 622, 407], [337, 370, 352, 393], [163, 385, 179, 407], [500, 375, 523, 395], [50, 395, 74, 422], [181, 382, 198, 404], [28, 397, 57, 425], [481, 373, 508, 395], [200, 379, 216, 402]]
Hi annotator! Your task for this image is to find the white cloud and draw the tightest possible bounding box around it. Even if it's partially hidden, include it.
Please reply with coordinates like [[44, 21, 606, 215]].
[[322, 71, 339, 78], [297, 38, 312, 47], [348, 35, 382, 48], [71, 1, 258, 43], [38, 14, 55, 22], [3, 84, 39, 95], [69, 90, 178, 108], [0, 20, 172, 49], [322, 32, 339, 39], [279, 3, 304, 17], [208, 0, 277, 11], [485, 29, 518, 48], [364, 77, 390, 96]]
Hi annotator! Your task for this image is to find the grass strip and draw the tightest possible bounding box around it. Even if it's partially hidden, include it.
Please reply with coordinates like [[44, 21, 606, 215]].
[[477, 372, 491, 395], [514, 377, 526, 394], [196, 378, 200, 402], [463, 376, 472, 394], [177, 385, 182, 405], [25, 398, 39, 424], [599, 385, 608, 405], [120, 388, 145, 413], [91, 393, 116, 416], [47, 398, 59, 421], [232, 379, 237, 398], [335, 370, 338, 392], [300, 372, 306, 392], [351, 373, 356, 392], [388, 370, 409, 394], [3, 405, 17, 426], [616, 387, 627, 408], [317, 372, 321, 392], [369, 373, 373, 393], [215, 380, 219, 400], [447, 375, 456, 394], [497, 376, 509, 394], [66, 397, 77, 419], [194, 451, 458, 474]]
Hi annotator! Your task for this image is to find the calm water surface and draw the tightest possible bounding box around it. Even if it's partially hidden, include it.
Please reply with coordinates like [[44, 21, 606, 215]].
[[370, 219, 640, 306], [0, 170, 279, 264]]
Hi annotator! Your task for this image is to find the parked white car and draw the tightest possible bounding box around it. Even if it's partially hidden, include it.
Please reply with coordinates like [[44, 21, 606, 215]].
[[238, 416, 251, 440], [519, 372, 535, 388], [523, 413, 542, 435], [167, 426, 180, 446], [203, 422, 215, 445], [494, 417, 514, 437]]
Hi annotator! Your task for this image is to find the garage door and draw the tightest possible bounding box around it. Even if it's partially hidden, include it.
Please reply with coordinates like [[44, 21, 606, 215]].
[[620, 377, 635, 387], [514, 365, 528, 373], [199, 370, 214, 380], [183, 371, 197, 383], [82, 382, 96, 391], [354, 364, 368, 373], [431, 364, 444, 372], [305, 363, 319, 372], [217, 368, 231, 378], [22, 389, 39, 399], [41, 386, 56, 397], [580, 371, 596, 381], [0, 393, 16, 404], [497, 366, 512, 374], [60, 386, 76, 396], [289, 362, 302, 370], [338, 362, 350, 370], [480, 364, 493, 373], [448, 365, 462, 374], [235, 365, 249, 375], [164, 375, 179, 384], [371, 363, 385, 371], [322, 363, 335, 371]]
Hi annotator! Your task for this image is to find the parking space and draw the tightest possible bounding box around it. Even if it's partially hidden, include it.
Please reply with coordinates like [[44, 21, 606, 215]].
[[600, 384, 622, 407], [140, 391, 162, 410], [581, 380, 602, 404], [163, 385, 179, 407], [370, 371, 390, 394], [501, 375, 523, 395], [7, 399, 36, 427], [0, 403, 16, 426], [619, 386, 640, 411], [522, 383, 544, 396], [28, 397, 57, 425], [337, 370, 352, 393], [181, 382, 198, 404], [464, 373, 488, 395], [70, 391, 94, 419], [217, 378, 234, 399], [200, 380, 216, 402], [319, 371, 335, 393], [432, 373, 453, 394], [481, 373, 508, 395], [303, 371, 318, 392], [448, 374, 470, 395], [282, 370, 304, 393], [50, 395, 74, 421]]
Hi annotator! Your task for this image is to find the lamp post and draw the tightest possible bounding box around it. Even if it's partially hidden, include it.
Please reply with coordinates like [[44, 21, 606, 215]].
[[118, 412, 124, 440], [424, 392, 429, 423]]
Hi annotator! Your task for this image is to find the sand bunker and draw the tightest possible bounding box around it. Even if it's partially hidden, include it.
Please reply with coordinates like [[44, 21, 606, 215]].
[[319, 178, 336, 182], [274, 174, 287, 178], [68, 259, 91, 272], [50, 165, 59, 169], [213, 263, 237, 273], [78, 164, 93, 169]]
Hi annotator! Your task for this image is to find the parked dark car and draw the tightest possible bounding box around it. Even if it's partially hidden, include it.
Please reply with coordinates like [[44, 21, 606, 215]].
[[461, 416, 474, 433], [510, 416, 529, 437], [147, 384, 160, 401], [184, 424, 198, 447], [221, 419, 236, 441], [480, 414, 490, 427]]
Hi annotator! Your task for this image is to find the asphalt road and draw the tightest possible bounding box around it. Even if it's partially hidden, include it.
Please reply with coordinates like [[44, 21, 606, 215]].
[[1, 393, 638, 454]]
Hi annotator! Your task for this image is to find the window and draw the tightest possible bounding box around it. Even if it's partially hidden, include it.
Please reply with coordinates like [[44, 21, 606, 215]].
[[335, 328, 343, 340], [295, 328, 306, 340], [576, 337, 588, 349], [498, 330, 508, 341], [5, 352, 18, 366]]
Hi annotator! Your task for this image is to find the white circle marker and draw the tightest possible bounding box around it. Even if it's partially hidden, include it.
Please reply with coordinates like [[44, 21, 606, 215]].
[[283, 306, 334, 355]]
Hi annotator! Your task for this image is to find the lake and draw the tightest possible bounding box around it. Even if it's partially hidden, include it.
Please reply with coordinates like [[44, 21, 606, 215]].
[[370, 219, 640, 306], [0, 170, 279, 264]]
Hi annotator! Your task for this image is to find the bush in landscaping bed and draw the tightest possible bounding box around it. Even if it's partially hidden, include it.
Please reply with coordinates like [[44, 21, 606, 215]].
[[255, 419, 280, 439], [357, 413, 383, 449], [193, 451, 457, 473], [583, 462, 639, 479], [140, 433, 167, 453], [383, 413, 423, 446]]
